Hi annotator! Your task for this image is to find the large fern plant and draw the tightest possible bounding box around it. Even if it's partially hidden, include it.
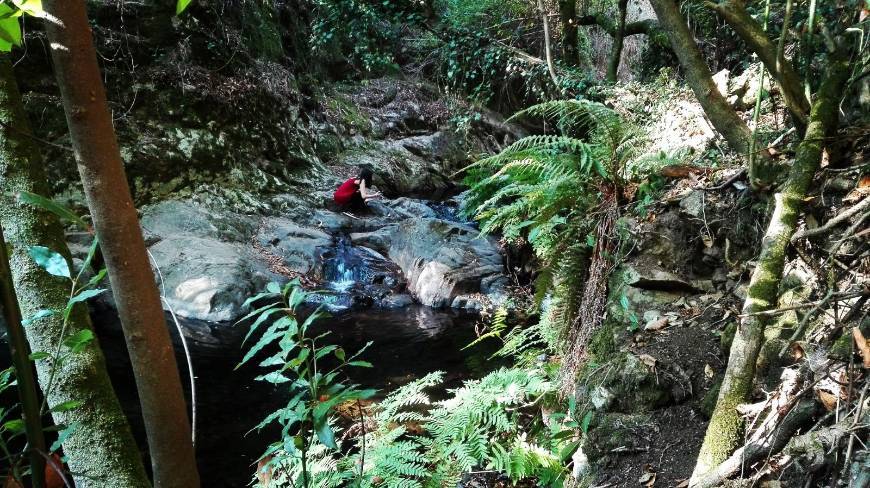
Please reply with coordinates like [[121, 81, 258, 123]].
[[460, 99, 676, 358]]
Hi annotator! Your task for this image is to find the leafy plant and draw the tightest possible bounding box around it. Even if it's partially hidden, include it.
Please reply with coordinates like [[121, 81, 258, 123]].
[[460, 99, 681, 360], [241, 281, 375, 488], [311, 0, 421, 74]]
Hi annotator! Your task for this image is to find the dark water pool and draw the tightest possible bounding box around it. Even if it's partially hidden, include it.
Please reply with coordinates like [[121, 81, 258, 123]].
[[92, 304, 497, 487]]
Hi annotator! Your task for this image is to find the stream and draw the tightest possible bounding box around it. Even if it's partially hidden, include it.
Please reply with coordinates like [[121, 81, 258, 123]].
[[92, 301, 498, 487]]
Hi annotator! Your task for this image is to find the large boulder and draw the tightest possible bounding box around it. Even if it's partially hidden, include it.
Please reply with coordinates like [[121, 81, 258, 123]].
[[255, 218, 334, 275], [385, 218, 508, 307], [149, 236, 270, 323], [140, 200, 273, 322], [336, 135, 464, 197]]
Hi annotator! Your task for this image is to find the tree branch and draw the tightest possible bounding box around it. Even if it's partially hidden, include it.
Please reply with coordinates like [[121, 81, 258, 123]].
[[711, 0, 810, 131]]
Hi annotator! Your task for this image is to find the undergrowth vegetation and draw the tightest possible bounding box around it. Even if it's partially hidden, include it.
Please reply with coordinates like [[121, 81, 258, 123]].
[[245, 283, 574, 488]]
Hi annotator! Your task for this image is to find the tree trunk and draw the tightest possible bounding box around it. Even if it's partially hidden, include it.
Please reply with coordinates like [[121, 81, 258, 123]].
[[40, 2, 200, 487], [648, 0, 760, 159], [0, 224, 45, 488], [606, 0, 629, 82], [0, 54, 151, 488], [689, 51, 851, 486], [537, 0, 560, 86], [558, 0, 579, 66], [711, 0, 809, 132]]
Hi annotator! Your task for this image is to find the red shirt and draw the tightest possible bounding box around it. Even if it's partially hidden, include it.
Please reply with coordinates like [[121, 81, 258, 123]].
[[333, 178, 359, 205]]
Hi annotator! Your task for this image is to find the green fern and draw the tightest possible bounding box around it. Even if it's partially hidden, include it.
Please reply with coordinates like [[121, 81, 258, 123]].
[[460, 99, 683, 360]]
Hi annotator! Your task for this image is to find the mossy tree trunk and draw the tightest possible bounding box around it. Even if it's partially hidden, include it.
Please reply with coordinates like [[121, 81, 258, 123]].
[[41, 1, 200, 486], [558, 0, 579, 66], [606, 0, 629, 82], [689, 51, 851, 487], [0, 54, 151, 488], [648, 0, 762, 160]]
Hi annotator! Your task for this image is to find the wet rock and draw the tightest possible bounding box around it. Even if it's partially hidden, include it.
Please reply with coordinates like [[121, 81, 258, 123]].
[[387, 218, 507, 308], [256, 218, 333, 274], [382, 293, 415, 308], [350, 226, 396, 256], [149, 236, 270, 322]]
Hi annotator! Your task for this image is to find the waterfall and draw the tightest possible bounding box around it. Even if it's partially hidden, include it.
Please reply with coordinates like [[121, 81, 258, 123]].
[[330, 259, 356, 292]]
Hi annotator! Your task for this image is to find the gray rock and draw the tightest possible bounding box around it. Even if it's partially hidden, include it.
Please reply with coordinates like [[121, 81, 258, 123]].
[[678, 190, 705, 219], [150, 236, 269, 322], [382, 293, 414, 308], [256, 218, 333, 274], [141, 199, 258, 243], [350, 226, 395, 255], [386, 218, 506, 308]]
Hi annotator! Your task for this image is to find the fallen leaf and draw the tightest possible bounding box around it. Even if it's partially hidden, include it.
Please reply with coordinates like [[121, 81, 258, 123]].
[[256, 455, 273, 488], [638, 464, 657, 487], [704, 363, 715, 380], [675, 480, 690, 488], [852, 328, 870, 368], [659, 164, 709, 178], [818, 390, 838, 411], [638, 354, 658, 369], [790, 342, 805, 361], [645, 317, 669, 332]]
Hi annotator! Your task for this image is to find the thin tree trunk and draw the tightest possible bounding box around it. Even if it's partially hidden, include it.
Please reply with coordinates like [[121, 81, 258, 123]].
[[40, 2, 200, 487], [537, 0, 560, 87], [648, 0, 760, 160], [689, 51, 851, 486], [711, 0, 810, 132], [0, 53, 151, 488], [558, 0, 579, 66], [0, 224, 45, 488], [606, 0, 628, 82]]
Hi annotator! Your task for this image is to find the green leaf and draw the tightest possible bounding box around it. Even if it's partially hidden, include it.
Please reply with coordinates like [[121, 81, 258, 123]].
[[63, 329, 94, 353], [266, 282, 281, 294], [22, 309, 55, 326], [50, 422, 79, 453], [580, 411, 593, 433], [11, 0, 43, 17], [347, 360, 373, 368], [87, 268, 108, 287], [176, 0, 193, 15], [0, 5, 20, 51], [68, 288, 106, 306], [28, 351, 50, 361], [3, 418, 24, 435], [50, 400, 83, 413], [313, 416, 337, 449], [16, 191, 89, 230], [334, 347, 345, 362], [29, 246, 70, 278]]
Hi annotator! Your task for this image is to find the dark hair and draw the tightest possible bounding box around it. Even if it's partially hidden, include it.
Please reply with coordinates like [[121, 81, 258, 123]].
[[358, 166, 373, 186]]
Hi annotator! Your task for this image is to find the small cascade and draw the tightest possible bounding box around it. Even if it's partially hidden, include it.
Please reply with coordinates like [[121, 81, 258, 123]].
[[313, 235, 406, 310], [328, 260, 356, 292]]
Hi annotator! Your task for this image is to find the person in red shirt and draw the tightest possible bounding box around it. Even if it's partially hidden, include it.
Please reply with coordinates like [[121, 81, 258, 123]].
[[333, 166, 381, 210]]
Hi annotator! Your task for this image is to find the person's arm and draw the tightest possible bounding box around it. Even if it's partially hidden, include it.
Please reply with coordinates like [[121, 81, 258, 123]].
[[359, 179, 382, 200]]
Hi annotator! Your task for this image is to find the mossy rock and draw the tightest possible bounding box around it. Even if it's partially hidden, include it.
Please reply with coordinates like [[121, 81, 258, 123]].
[[581, 413, 653, 461], [575, 352, 690, 414]]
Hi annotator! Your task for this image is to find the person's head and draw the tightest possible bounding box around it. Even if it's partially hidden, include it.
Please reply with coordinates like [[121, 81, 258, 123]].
[[358, 166, 373, 186]]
